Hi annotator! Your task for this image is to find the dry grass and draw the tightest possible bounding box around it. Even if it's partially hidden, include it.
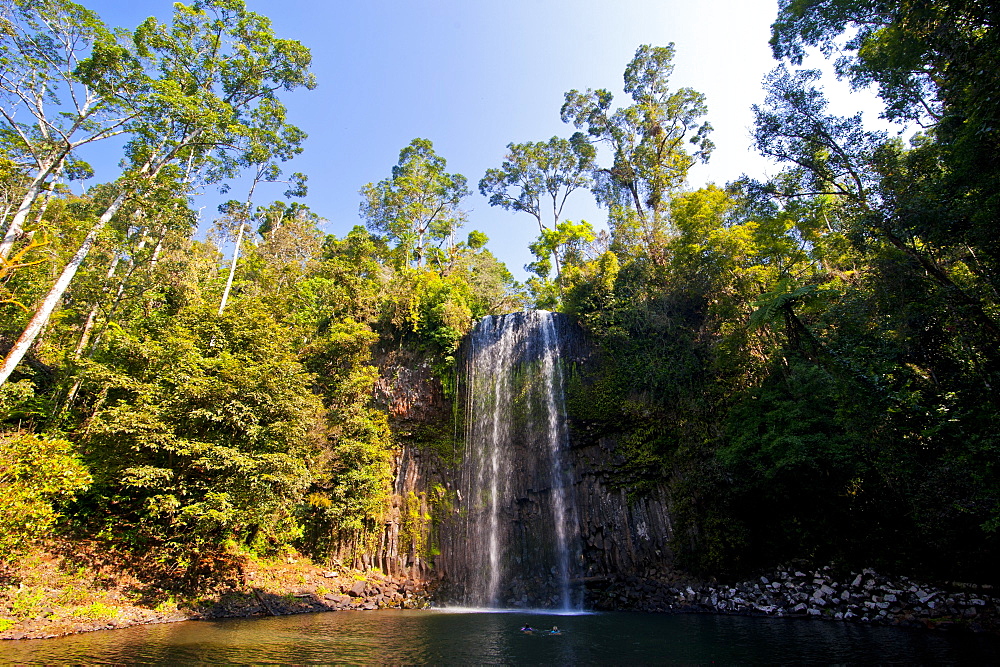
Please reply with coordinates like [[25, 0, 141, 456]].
[[0, 538, 370, 640]]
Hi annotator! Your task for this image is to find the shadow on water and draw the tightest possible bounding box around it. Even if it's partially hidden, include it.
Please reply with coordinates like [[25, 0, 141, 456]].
[[4, 610, 1000, 665]]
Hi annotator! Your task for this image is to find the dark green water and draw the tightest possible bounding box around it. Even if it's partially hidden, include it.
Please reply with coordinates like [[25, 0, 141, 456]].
[[3, 609, 999, 665]]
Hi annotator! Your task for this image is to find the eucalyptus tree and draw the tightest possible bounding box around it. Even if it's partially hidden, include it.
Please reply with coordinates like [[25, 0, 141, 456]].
[[0, 0, 141, 261], [216, 108, 308, 315], [752, 67, 883, 217], [479, 136, 594, 282], [744, 4, 1000, 569], [252, 201, 324, 299], [359, 138, 469, 268], [769, 0, 993, 127], [0, 0, 316, 387], [561, 44, 713, 263]]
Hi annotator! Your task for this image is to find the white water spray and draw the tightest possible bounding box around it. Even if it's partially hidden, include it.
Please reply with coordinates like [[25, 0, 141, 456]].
[[450, 311, 582, 610]]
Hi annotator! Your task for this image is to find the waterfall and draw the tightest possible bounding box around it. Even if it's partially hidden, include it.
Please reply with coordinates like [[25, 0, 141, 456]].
[[447, 310, 582, 610]]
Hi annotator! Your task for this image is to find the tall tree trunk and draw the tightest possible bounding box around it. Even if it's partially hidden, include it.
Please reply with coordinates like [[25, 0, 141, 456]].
[[550, 199, 564, 283], [74, 231, 149, 359], [0, 177, 46, 261], [0, 200, 13, 233], [218, 221, 246, 315], [149, 232, 165, 268], [0, 192, 127, 386], [0, 120, 202, 387], [62, 231, 151, 412], [0, 156, 65, 260]]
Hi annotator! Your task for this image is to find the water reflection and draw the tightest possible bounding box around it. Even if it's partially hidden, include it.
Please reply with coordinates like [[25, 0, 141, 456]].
[[3, 610, 999, 665]]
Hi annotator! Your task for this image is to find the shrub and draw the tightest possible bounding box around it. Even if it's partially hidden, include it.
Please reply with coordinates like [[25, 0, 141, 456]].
[[0, 432, 91, 562]]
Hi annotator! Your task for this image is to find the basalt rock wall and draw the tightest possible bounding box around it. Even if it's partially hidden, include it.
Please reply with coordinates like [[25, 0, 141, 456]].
[[568, 441, 675, 581], [347, 323, 679, 599], [432, 313, 678, 606], [330, 343, 456, 583]]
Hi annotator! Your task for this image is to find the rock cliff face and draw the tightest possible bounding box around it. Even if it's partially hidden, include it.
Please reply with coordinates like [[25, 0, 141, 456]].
[[372, 345, 450, 425], [356, 321, 677, 603], [569, 449, 674, 580], [431, 312, 677, 607], [343, 343, 455, 582], [353, 445, 445, 581]]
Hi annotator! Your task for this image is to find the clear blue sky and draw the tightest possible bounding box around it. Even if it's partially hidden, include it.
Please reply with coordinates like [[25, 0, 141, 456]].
[[78, 0, 884, 281]]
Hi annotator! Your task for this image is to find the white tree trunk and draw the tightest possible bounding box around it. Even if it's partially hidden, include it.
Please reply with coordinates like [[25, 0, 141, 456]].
[[218, 221, 245, 315], [74, 248, 126, 359], [150, 233, 165, 268], [0, 175, 46, 260], [0, 201, 13, 234], [0, 157, 64, 260], [0, 191, 127, 386]]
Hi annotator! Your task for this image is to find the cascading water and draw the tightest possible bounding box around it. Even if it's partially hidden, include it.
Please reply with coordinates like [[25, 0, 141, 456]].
[[445, 310, 582, 610]]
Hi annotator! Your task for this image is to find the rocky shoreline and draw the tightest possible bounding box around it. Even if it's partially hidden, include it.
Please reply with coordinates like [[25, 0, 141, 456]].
[[589, 565, 999, 633], [1, 566, 433, 641], [5, 556, 998, 640]]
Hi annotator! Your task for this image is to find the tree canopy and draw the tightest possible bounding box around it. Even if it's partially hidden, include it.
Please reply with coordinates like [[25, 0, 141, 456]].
[[1, 0, 998, 593]]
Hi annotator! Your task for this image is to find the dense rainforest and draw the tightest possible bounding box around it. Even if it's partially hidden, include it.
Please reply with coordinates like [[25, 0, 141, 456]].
[[1, 0, 998, 614]]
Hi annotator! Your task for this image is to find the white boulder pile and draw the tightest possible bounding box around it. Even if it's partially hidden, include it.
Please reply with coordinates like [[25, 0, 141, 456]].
[[592, 565, 998, 632]]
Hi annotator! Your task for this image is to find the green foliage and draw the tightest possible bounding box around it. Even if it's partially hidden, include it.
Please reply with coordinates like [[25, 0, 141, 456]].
[[301, 318, 394, 546], [719, 361, 866, 563], [404, 271, 475, 356], [479, 137, 594, 223], [360, 138, 470, 268], [399, 491, 430, 557], [75, 299, 320, 554], [405, 421, 461, 466], [479, 136, 595, 291], [0, 432, 91, 562], [8, 585, 46, 619], [2, 0, 997, 592], [0, 380, 37, 422], [748, 285, 818, 330], [378, 264, 512, 385], [77, 601, 120, 620], [566, 165, 1000, 578], [526, 220, 596, 307], [0, 0, 528, 589], [561, 43, 713, 263]]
